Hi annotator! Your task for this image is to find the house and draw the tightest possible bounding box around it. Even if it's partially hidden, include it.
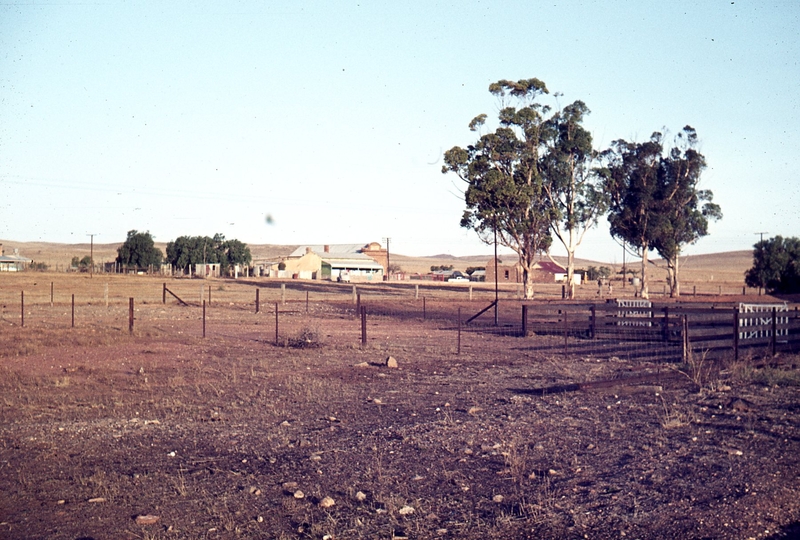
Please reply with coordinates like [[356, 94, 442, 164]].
[[485, 257, 570, 284], [0, 244, 32, 272], [277, 243, 386, 282]]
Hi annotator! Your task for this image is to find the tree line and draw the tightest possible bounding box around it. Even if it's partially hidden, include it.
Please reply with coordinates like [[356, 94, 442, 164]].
[[115, 230, 252, 274], [443, 77, 722, 299]]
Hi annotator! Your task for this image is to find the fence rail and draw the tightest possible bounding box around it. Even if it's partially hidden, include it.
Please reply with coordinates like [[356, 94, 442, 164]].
[[2, 275, 799, 364]]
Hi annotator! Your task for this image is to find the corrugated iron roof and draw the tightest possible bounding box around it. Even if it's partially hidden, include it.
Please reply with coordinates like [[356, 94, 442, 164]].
[[288, 244, 366, 258]]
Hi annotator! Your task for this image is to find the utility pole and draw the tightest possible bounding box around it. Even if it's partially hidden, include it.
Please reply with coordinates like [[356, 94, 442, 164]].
[[494, 223, 499, 327], [87, 233, 98, 279], [383, 237, 391, 281], [755, 232, 768, 295]]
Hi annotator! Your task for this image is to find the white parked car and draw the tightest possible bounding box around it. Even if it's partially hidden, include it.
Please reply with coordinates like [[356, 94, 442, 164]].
[[447, 275, 470, 283]]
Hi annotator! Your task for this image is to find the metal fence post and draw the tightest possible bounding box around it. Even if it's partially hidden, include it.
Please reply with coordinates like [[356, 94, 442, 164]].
[[275, 302, 279, 346], [129, 298, 134, 334], [72, 294, 75, 328], [202, 300, 206, 338], [256, 288, 260, 313], [772, 307, 777, 357], [20, 291, 24, 327]]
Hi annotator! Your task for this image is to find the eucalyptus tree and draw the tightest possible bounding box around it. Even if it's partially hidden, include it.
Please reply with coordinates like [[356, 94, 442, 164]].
[[599, 134, 664, 298], [442, 78, 554, 299], [540, 100, 609, 298], [650, 127, 721, 297], [600, 127, 721, 298]]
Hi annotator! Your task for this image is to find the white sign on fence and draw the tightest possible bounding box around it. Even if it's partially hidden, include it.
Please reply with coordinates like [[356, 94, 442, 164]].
[[738, 303, 788, 340], [616, 299, 653, 327]]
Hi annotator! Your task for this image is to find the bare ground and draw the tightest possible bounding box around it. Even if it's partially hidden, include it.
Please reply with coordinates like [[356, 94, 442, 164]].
[[0, 275, 799, 540]]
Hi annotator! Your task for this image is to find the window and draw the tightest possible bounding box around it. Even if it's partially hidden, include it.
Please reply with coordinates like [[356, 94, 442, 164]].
[[504, 270, 509, 280]]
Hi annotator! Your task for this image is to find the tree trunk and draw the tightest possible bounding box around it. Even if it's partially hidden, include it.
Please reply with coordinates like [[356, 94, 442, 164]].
[[521, 265, 535, 300], [667, 255, 680, 298], [566, 250, 576, 299], [640, 248, 650, 299]]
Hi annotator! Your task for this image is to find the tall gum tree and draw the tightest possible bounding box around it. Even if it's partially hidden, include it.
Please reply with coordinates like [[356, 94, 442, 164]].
[[651, 127, 721, 297], [600, 127, 721, 299], [443, 78, 554, 299], [599, 135, 663, 299], [540, 100, 608, 298]]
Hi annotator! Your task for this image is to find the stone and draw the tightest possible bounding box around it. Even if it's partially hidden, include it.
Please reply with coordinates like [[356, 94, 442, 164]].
[[135, 514, 160, 525], [282, 481, 298, 491], [468, 406, 483, 415], [293, 490, 305, 499], [493, 495, 504, 503], [319, 496, 335, 508], [398, 505, 415, 515], [354, 362, 370, 368], [87, 497, 106, 503], [355, 491, 367, 502], [386, 356, 398, 368]]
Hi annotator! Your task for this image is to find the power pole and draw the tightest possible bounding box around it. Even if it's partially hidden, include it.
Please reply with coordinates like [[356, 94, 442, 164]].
[[755, 231, 768, 244], [383, 237, 391, 281], [87, 233, 98, 278]]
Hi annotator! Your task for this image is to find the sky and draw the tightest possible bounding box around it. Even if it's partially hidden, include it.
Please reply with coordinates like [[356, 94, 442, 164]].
[[1, 0, 798, 264]]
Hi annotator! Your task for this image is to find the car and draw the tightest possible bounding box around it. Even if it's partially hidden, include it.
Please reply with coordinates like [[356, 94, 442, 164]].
[[447, 275, 470, 283]]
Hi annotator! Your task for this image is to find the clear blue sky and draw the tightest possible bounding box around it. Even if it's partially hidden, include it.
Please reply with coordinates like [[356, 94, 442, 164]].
[[1, 0, 798, 263]]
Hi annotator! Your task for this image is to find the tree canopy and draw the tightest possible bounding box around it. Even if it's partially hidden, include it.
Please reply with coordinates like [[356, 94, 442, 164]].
[[443, 78, 611, 299], [165, 234, 251, 273], [443, 78, 555, 299], [540, 99, 609, 297], [600, 127, 721, 298], [745, 236, 800, 294], [116, 230, 163, 271]]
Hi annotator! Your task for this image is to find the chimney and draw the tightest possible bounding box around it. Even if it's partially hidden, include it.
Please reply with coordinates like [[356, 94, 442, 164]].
[[324, 245, 330, 253], [305, 247, 312, 254]]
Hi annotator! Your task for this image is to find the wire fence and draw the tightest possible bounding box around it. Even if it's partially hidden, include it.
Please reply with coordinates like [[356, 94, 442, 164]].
[[2, 277, 798, 364]]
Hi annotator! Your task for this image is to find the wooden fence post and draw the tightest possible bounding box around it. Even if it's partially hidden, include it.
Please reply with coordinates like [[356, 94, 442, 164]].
[[129, 298, 134, 334], [733, 307, 740, 361], [208, 285, 211, 306], [306, 291, 309, 313], [51, 282, 54, 307], [361, 306, 367, 346], [275, 302, 279, 346], [590, 305, 596, 339], [163, 283, 166, 304], [563, 309, 569, 358], [281, 283, 286, 305], [255, 288, 260, 313], [202, 300, 206, 338], [521, 305, 528, 337], [682, 315, 689, 362], [415, 284, 419, 300], [423, 297, 426, 320], [20, 291, 24, 327], [72, 294, 75, 328], [356, 293, 361, 315], [458, 307, 462, 355], [662, 306, 670, 342], [772, 307, 777, 357]]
